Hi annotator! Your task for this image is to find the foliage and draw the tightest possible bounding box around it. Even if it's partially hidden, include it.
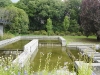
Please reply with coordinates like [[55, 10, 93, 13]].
[[4, 6, 29, 34], [0, 32, 14, 40], [77, 32, 82, 36], [0, 0, 12, 7], [40, 30, 47, 35], [68, 19, 79, 33], [65, 31, 70, 35], [55, 31, 60, 35], [46, 18, 53, 36], [71, 33, 76, 36], [33, 31, 41, 35], [80, 0, 100, 40], [63, 16, 70, 32], [15, 0, 66, 31], [65, 0, 82, 33]]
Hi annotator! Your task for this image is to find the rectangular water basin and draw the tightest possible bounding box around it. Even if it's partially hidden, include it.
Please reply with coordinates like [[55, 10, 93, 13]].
[[0, 40, 31, 58], [30, 46, 74, 72]]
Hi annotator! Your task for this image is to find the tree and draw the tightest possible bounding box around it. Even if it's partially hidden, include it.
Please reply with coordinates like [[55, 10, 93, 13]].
[[63, 16, 70, 32], [65, 0, 82, 32], [46, 18, 53, 36], [15, 0, 66, 31], [0, 0, 12, 7], [80, 0, 100, 40], [68, 19, 79, 33], [4, 6, 29, 34]]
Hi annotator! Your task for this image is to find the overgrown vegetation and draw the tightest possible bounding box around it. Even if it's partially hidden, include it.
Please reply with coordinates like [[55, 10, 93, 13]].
[[0, 51, 94, 75], [0, 33, 14, 40], [0, 0, 82, 36]]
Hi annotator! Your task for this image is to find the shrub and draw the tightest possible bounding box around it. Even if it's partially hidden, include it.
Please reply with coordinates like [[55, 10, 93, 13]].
[[40, 30, 47, 35], [51, 31, 55, 35], [65, 31, 70, 35], [2, 33, 14, 40], [71, 33, 76, 36], [33, 31, 41, 35], [77, 32, 82, 36], [60, 32, 65, 36], [55, 31, 60, 35]]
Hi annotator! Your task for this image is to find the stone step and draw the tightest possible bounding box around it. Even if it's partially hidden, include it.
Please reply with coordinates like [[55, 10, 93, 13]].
[[93, 57, 100, 61]]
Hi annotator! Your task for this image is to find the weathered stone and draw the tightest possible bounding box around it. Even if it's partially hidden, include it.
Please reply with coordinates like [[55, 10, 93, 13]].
[[0, 24, 3, 36]]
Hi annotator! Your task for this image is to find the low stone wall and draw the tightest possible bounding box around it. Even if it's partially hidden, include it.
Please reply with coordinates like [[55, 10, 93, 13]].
[[21, 36, 66, 46], [12, 39, 38, 67], [58, 36, 66, 46], [21, 36, 58, 40], [0, 36, 21, 48]]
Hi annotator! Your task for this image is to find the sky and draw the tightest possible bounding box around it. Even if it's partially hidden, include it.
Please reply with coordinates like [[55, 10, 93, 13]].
[[11, 0, 20, 3]]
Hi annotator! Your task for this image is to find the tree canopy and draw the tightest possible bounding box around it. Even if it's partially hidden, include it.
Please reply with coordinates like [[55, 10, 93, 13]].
[[4, 6, 29, 34], [65, 0, 82, 33], [16, 0, 66, 31], [0, 0, 83, 35], [80, 0, 100, 39], [0, 0, 12, 7]]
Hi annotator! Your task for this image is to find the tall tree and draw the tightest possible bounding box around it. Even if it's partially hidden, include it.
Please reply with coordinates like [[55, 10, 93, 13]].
[[46, 18, 53, 36], [4, 6, 29, 34], [65, 0, 82, 32], [63, 16, 70, 32], [80, 0, 100, 40], [15, 0, 66, 31], [68, 19, 79, 32], [0, 0, 12, 7]]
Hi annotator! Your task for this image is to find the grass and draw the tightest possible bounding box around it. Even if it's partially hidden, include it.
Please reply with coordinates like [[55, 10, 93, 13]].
[[63, 35, 100, 44]]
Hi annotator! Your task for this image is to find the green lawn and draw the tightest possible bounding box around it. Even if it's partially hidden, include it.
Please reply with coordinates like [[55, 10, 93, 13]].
[[63, 35, 100, 44]]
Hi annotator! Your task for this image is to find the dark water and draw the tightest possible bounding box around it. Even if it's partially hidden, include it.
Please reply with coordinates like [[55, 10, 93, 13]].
[[31, 46, 74, 72]]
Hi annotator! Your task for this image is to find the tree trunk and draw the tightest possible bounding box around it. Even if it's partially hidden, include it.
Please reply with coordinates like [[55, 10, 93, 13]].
[[97, 36, 100, 41], [96, 31, 100, 41]]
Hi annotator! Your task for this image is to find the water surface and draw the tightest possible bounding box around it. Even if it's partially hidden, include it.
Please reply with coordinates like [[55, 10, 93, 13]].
[[31, 46, 73, 72]]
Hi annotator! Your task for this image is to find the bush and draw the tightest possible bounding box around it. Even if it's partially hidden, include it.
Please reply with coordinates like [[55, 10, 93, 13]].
[[51, 31, 55, 35], [55, 31, 60, 35], [40, 30, 47, 35], [71, 33, 76, 36], [77, 32, 82, 36], [33, 31, 41, 35], [1, 33, 15, 40], [65, 31, 70, 35], [60, 32, 65, 36]]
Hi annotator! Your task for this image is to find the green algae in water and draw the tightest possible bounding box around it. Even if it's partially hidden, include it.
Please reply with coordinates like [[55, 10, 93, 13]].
[[0, 40, 31, 50], [31, 46, 73, 72]]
